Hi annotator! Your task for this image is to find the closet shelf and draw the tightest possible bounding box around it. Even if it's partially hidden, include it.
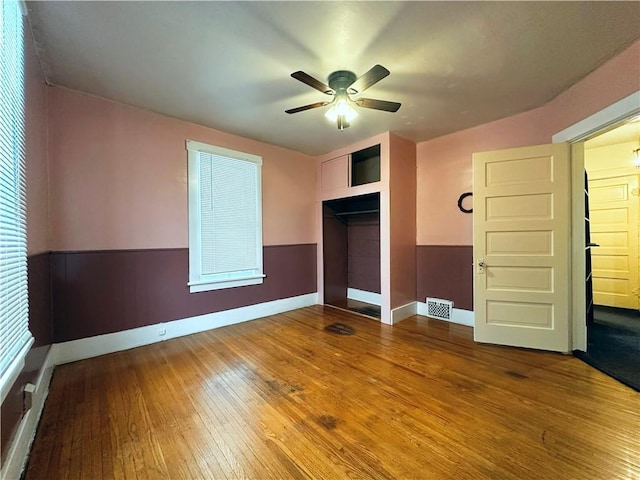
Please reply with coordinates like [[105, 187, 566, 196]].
[[334, 209, 380, 216]]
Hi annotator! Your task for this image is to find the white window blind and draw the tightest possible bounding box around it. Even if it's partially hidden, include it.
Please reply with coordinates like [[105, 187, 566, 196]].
[[0, 0, 33, 403], [186, 140, 264, 292]]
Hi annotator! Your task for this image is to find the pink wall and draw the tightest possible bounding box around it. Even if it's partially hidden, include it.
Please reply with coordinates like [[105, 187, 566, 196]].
[[25, 24, 50, 255], [417, 107, 548, 245], [417, 39, 640, 246], [389, 134, 416, 308], [48, 87, 316, 251]]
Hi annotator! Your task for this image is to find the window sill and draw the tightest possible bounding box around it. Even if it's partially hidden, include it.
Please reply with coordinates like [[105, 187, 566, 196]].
[[1, 336, 34, 404], [188, 274, 266, 293]]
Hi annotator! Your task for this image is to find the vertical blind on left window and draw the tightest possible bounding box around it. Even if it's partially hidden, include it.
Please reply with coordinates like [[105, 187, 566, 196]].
[[199, 152, 259, 275], [0, 0, 33, 403]]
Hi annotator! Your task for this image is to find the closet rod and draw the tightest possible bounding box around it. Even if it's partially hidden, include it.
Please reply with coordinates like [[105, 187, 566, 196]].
[[334, 209, 380, 216]]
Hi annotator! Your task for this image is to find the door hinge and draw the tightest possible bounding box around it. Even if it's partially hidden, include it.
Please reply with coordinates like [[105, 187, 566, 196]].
[[632, 288, 640, 297]]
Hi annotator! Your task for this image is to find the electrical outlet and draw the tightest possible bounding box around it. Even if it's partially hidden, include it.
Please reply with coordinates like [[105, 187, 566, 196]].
[[158, 327, 166, 336]]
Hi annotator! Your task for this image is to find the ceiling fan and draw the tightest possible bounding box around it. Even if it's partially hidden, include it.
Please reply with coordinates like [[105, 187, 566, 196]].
[[285, 65, 401, 131]]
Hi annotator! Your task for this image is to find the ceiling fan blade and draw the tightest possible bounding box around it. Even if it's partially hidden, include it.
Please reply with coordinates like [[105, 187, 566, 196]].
[[355, 98, 401, 112], [349, 65, 390, 94], [291, 71, 334, 95], [285, 101, 331, 114]]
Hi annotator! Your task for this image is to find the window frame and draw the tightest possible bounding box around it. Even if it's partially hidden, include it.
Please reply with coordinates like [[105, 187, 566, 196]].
[[186, 140, 264, 293]]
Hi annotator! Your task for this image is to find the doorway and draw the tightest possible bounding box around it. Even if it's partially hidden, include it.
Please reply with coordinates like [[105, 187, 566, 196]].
[[322, 192, 381, 319], [577, 120, 640, 390]]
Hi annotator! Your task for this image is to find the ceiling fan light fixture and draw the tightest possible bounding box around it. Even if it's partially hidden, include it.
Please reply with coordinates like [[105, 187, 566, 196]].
[[324, 97, 358, 126], [336, 115, 350, 131], [286, 65, 400, 131]]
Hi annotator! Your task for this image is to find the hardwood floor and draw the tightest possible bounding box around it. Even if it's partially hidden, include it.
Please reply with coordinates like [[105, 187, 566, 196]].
[[26, 306, 639, 479]]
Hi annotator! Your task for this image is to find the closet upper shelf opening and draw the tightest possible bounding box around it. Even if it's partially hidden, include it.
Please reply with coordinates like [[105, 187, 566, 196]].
[[335, 209, 380, 216]]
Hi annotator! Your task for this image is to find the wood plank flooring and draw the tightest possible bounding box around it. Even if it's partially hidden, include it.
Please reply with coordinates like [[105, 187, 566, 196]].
[[26, 306, 640, 479]]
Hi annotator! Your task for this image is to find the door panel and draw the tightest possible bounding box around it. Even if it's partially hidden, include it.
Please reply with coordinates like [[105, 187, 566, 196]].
[[321, 155, 349, 194], [486, 266, 553, 292], [487, 301, 553, 327], [486, 231, 553, 255], [473, 143, 571, 352], [588, 175, 639, 309], [486, 194, 553, 220]]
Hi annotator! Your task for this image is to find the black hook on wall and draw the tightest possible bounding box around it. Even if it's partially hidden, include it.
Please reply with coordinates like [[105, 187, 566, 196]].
[[457, 192, 473, 214]]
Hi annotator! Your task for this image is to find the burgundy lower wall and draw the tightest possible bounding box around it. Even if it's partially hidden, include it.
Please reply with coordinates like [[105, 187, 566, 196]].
[[416, 245, 473, 311], [28, 253, 54, 348], [348, 214, 381, 294], [322, 207, 348, 305], [1, 253, 53, 462], [52, 244, 317, 343]]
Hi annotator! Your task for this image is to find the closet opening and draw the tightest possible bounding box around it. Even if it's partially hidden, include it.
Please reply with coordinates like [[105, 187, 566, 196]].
[[322, 192, 381, 319]]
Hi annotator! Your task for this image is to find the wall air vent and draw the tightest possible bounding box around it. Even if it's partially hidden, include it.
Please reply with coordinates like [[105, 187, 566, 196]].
[[426, 297, 453, 321]]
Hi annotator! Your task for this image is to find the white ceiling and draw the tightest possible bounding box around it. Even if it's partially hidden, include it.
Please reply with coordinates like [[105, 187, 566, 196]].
[[26, 1, 640, 156]]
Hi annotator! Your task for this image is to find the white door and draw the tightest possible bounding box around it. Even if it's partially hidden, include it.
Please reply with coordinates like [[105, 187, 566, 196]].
[[589, 175, 640, 310], [473, 143, 571, 352]]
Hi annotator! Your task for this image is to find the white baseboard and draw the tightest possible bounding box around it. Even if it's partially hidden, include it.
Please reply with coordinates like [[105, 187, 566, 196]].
[[347, 288, 381, 306], [1, 348, 55, 480], [53, 293, 318, 365], [391, 301, 417, 324], [417, 302, 475, 327]]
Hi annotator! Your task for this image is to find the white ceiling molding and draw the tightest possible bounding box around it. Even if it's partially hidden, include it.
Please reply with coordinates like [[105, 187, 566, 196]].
[[552, 91, 640, 144]]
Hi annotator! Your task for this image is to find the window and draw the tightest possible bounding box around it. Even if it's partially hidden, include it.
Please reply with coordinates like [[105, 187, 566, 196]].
[[0, 0, 33, 403], [186, 140, 264, 293]]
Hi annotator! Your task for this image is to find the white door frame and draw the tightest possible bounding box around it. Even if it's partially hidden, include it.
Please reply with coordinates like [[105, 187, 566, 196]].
[[552, 90, 640, 352]]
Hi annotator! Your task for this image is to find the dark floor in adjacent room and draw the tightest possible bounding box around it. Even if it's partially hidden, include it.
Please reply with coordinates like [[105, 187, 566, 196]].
[[576, 305, 640, 392]]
